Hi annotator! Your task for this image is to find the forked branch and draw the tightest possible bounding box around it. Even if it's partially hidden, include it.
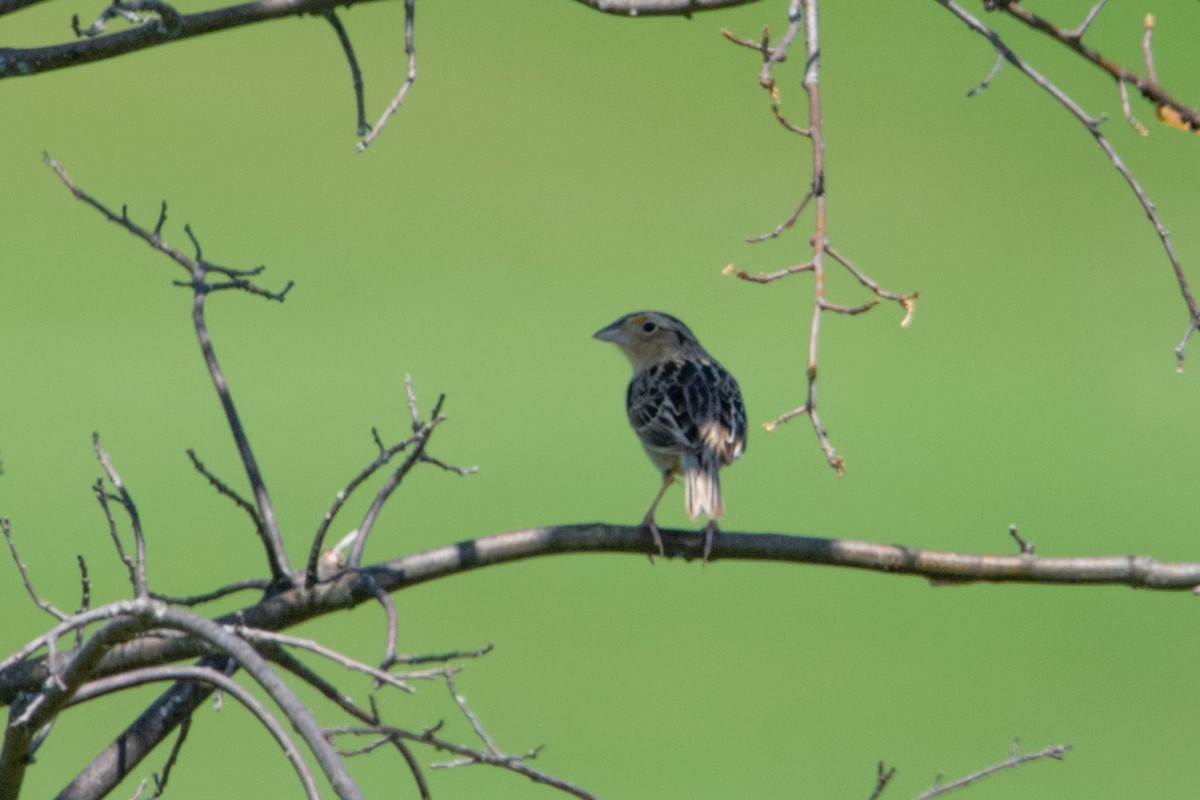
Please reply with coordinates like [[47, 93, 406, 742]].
[[939, 1, 1200, 367], [723, 0, 915, 474], [46, 154, 295, 585]]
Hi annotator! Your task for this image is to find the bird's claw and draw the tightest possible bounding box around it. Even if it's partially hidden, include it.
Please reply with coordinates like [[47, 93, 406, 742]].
[[702, 520, 718, 564], [642, 517, 666, 561]]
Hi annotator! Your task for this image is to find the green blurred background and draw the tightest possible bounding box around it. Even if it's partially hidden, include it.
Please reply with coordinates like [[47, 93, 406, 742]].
[[3, 0, 1200, 796]]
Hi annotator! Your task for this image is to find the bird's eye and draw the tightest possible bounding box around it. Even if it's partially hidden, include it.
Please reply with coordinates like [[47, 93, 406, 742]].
[[641, 321, 657, 333]]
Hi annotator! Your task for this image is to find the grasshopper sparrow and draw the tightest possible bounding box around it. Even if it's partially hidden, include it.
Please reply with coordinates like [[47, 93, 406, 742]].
[[594, 311, 746, 561]]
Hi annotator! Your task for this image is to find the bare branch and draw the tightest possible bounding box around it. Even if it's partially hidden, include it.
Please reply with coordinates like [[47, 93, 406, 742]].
[[267, 651, 434, 799], [345, 393, 447, 570], [866, 761, 896, 800], [724, 0, 914, 474], [46, 156, 295, 584], [233, 626, 417, 693], [74, 556, 91, 649], [573, 0, 762, 15], [391, 642, 493, 666], [966, 48, 1004, 97], [1141, 13, 1157, 84], [936, 1, 1200, 361], [1007, 525, 1035, 555], [71, 667, 317, 800], [147, 715, 189, 800], [185, 448, 262, 533], [323, 9, 367, 135], [912, 740, 1069, 799], [984, 0, 1200, 132], [93, 433, 148, 601], [57, 654, 233, 799], [445, 672, 501, 757], [304, 388, 463, 587], [332, 723, 598, 800], [7, 523, 1200, 714], [1176, 321, 1197, 373], [138, 607, 366, 799], [2, 519, 68, 621], [356, 0, 415, 152], [745, 190, 813, 243], [0, 0, 390, 79], [150, 578, 271, 607], [724, 261, 814, 284], [1066, 0, 1107, 41]]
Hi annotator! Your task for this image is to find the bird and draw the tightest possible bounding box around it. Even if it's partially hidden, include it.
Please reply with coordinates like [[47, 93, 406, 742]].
[[594, 311, 746, 561]]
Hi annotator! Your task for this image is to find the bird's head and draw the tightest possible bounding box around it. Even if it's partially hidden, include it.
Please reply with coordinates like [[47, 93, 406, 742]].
[[593, 311, 701, 371]]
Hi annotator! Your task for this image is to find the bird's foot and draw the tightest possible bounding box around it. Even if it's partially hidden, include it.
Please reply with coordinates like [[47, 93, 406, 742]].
[[702, 520, 718, 564], [641, 515, 666, 561]]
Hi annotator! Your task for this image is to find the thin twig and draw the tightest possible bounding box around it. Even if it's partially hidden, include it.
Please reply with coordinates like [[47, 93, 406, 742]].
[[1141, 13, 1157, 84], [93, 478, 132, 576], [186, 448, 262, 533], [365, 574, 401, 680], [330, 724, 598, 800], [966, 48, 1004, 96], [723, 261, 814, 283], [93, 433, 148, 600], [1175, 321, 1197, 373], [2, 518, 68, 621], [346, 394, 447, 570], [419, 453, 478, 476], [147, 716, 190, 799], [912, 740, 1069, 799], [390, 642, 494, 666], [150, 578, 271, 606], [74, 555, 91, 649], [1007, 524, 1035, 555], [233, 626, 417, 693], [446, 672, 501, 756], [746, 190, 813, 242], [307, 428, 430, 586], [357, 0, 415, 151], [323, 9, 367, 135], [867, 761, 896, 800], [268, 651, 434, 799], [1118, 79, 1148, 136], [1067, 0, 1107, 41]]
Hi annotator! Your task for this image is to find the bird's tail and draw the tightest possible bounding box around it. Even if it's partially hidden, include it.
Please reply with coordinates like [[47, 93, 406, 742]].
[[683, 454, 723, 521]]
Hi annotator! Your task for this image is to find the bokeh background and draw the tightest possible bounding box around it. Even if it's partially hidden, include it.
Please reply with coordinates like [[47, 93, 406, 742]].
[[3, 0, 1200, 797]]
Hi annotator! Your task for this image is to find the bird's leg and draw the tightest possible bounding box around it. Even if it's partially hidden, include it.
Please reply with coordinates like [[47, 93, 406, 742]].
[[641, 473, 674, 558], [702, 518, 719, 563]]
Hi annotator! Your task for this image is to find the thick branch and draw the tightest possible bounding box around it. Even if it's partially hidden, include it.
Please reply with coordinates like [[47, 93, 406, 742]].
[[70, 666, 320, 800], [4, 524, 1199, 710], [0, 0, 386, 79]]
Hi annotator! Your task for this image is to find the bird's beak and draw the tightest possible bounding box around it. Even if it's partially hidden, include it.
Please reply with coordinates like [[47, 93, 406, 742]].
[[593, 322, 623, 343]]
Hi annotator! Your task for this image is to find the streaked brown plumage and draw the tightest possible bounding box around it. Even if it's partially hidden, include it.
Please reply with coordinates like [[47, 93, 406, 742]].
[[594, 311, 747, 560]]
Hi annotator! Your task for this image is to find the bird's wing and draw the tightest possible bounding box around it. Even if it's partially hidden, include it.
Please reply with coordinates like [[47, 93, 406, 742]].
[[627, 361, 701, 454]]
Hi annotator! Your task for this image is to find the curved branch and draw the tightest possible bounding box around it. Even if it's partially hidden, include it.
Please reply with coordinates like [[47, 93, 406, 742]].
[[70, 666, 321, 800], [5, 523, 1199, 711], [148, 608, 364, 800], [0, 0, 386, 79], [936, 0, 1199, 353]]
